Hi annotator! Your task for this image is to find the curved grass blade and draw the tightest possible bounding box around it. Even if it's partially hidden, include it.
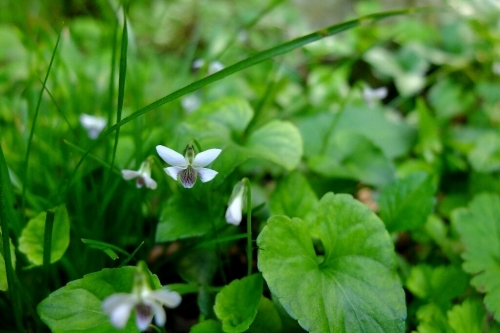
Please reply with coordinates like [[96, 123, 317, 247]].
[[21, 31, 61, 220], [66, 7, 435, 192]]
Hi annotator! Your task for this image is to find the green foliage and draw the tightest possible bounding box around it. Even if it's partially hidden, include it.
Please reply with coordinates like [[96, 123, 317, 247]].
[[258, 193, 406, 333], [19, 205, 70, 265], [214, 274, 263, 333], [452, 193, 500, 321], [38, 266, 161, 332], [379, 172, 436, 232]]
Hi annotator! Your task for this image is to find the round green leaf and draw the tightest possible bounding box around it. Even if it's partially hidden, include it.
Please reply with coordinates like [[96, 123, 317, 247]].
[[247, 297, 283, 333], [447, 298, 485, 333], [190, 319, 224, 333], [214, 274, 263, 333], [38, 266, 162, 332], [246, 120, 303, 171], [452, 193, 500, 321], [257, 193, 406, 333], [19, 205, 70, 265]]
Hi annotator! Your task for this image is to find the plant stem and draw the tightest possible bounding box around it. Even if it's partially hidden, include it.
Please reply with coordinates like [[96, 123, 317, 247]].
[[243, 178, 253, 276]]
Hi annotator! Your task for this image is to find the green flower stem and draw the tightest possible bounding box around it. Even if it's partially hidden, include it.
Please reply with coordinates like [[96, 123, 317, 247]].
[[243, 178, 253, 276], [66, 7, 434, 194], [42, 209, 55, 296]]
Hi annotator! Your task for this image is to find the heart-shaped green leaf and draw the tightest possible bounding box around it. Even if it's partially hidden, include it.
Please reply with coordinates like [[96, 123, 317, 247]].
[[257, 193, 406, 333]]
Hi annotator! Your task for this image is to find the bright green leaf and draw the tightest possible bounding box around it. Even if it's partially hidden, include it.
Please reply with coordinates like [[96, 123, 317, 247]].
[[214, 274, 263, 333], [257, 193, 406, 333], [246, 120, 303, 171], [415, 303, 453, 333], [452, 193, 500, 321], [38, 266, 162, 332], [447, 298, 485, 333], [379, 172, 436, 232], [19, 205, 70, 265]]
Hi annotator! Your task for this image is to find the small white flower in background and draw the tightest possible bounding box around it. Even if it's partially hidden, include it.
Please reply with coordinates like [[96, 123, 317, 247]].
[[493, 62, 500, 75], [363, 86, 388, 108], [181, 94, 202, 114], [102, 263, 181, 331], [79, 114, 107, 139], [192, 58, 225, 75], [225, 181, 246, 225], [156, 143, 221, 188], [121, 159, 157, 190]]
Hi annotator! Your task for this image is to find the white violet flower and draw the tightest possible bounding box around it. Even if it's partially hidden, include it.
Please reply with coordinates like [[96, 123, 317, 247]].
[[79, 114, 107, 139], [225, 181, 246, 225], [363, 86, 388, 108], [102, 263, 181, 331], [156, 143, 221, 188], [192, 59, 225, 75], [121, 159, 157, 190]]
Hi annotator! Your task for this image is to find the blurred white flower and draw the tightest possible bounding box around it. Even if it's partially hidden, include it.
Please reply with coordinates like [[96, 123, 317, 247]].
[[156, 144, 221, 188], [102, 264, 181, 331], [122, 159, 157, 190], [363, 86, 388, 108], [79, 114, 107, 139], [181, 94, 201, 113], [225, 181, 246, 225], [192, 59, 225, 75], [493, 62, 500, 75]]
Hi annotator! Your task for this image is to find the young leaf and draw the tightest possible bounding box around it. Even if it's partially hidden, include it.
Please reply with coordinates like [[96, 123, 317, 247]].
[[257, 193, 406, 333], [19, 205, 70, 265], [37, 266, 160, 332], [214, 273, 263, 333], [468, 133, 500, 173], [452, 193, 500, 321], [190, 319, 224, 333], [405, 264, 468, 306], [246, 120, 303, 171], [447, 298, 485, 333], [379, 172, 436, 232], [308, 131, 395, 187], [415, 303, 453, 333], [246, 297, 283, 333]]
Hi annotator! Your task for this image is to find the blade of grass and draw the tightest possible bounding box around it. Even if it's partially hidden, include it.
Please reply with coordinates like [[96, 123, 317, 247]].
[[21, 31, 61, 222], [42, 209, 55, 297], [38, 78, 76, 137], [108, 7, 128, 181], [118, 240, 144, 267], [0, 145, 24, 331], [65, 7, 435, 192]]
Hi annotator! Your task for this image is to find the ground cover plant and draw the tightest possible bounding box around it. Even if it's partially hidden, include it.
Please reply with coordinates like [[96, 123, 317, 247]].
[[1, 0, 500, 332]]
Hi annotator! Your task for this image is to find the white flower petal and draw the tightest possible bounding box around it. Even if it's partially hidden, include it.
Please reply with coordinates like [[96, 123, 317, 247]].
[[148, 289, 182, 308], [225, 195, 243, 225], [165, 166, 184, 181], [193, 149, 221, 167], [156, 146, 187, 167], [148, 300, 167, 327], [102, 294, 137, 329], [197, 168, 218, 183], [122, 170, 141, 180], [143, 176, 157, 190], [79, 114, 107, 139]]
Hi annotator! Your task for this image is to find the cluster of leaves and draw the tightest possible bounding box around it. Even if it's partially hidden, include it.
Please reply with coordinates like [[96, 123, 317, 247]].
[[1, 0, 500, 332]]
